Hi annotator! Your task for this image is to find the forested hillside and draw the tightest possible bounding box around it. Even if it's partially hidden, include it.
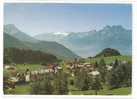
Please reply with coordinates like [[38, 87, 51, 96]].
[[4, 48, 59, 64]]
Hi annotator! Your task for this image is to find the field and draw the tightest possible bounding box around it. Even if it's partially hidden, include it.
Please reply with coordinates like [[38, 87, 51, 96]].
[[4, 84, 31, 95], [9, 55, 132, 72], [5, 84, 131, 95], [70, 87, 131, 95], [4, 55, 132, 95], [87, 55, 132, 64], [15, 64, 41, 72]]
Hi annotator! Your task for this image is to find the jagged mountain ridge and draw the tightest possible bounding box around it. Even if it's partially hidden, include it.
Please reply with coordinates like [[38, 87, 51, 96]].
[[34, 25, 132, 57]]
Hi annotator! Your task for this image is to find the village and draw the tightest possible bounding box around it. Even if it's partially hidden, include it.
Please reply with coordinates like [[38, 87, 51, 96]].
[[3, 56, 131, 95]]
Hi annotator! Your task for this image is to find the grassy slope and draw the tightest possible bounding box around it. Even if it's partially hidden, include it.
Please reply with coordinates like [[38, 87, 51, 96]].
[[70, 87, 131, 95], [15, 64, 41, 72], [4, 84, 31, 95], [5, 84, 131, 95], [4, 33, 28, 49], [87, 55, 132, 64]]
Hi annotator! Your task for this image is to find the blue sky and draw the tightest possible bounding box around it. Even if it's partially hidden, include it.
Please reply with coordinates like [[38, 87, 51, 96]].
[[4, 4, 132, 36]]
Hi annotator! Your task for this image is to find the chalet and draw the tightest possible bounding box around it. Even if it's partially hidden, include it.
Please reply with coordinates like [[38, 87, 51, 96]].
[[121, 60, 128, 64], [106, 65, 113, 71], [4, 65, 16, 70], [57, 66, 62, 70], [9, 77, 18, 83], [88, 70, 100, 76]]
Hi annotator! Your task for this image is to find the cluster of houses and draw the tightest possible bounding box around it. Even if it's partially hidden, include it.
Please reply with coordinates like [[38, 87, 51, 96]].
[[4, 64, 63, 89], [4, 60, 128, 89], [67, 62, 101, 75]]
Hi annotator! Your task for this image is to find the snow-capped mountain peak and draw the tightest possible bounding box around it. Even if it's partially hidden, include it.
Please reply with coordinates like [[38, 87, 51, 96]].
[[53, 32, 70, 36]]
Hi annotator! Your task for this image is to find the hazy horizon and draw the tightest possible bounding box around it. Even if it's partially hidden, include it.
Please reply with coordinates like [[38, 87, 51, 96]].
[[5, 4, 131, 36]]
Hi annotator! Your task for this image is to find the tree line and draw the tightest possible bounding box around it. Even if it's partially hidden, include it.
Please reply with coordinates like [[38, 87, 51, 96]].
[[31, 69, 68, 95], [4, 48, 59, 64], [74, 59, 131, 94], [30, 58, 131, 95]]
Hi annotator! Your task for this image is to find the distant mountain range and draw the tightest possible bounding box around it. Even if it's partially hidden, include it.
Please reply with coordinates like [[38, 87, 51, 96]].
[[4, 24, 79, 60], [34, 25, 132, 57], [4, 24, 132, 58]]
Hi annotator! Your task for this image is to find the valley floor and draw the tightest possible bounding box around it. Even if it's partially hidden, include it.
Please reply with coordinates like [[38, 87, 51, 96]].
[[4, 84, 131, 95], [4, 56, 132, 95]]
